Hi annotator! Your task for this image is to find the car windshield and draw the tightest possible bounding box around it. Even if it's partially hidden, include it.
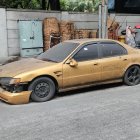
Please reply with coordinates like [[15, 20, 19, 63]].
[[37, 42, 79, 63]]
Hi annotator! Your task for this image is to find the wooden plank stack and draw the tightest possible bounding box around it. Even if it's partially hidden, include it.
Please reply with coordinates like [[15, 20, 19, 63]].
[[43, 17, 98, 51], [89, 30, 97, 38], [59, 21, 74, 41], [74, 29, 90, 39], [43, 17, 60, 50], [107, 17, 119, 40]]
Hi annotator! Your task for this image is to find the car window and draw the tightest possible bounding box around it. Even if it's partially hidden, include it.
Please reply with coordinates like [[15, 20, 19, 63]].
[[37, 42, 79, 62], [100, 42, 127, 58], [73, 43, 99, 62]]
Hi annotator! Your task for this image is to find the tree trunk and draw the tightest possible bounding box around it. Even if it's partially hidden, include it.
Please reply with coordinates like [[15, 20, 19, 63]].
[[49, 0, 60, 10], [42, 0, 46, 10]]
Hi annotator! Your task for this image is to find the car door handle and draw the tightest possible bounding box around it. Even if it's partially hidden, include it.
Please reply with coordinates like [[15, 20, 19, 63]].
[[123, 58, 128, 61], [30, 36, 34, 40], [93, 63, 99, 66]]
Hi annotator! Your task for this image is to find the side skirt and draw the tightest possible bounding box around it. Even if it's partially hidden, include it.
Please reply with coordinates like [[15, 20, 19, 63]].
[[59, 79, 123, 93]]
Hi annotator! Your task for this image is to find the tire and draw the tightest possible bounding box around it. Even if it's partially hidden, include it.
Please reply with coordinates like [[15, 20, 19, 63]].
[[29, 77, 56, 102], [124, 66, 140, 86]]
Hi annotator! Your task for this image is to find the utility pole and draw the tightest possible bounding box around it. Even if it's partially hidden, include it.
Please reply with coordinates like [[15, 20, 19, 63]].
[[99, 4, 102, 38], [99, 0, 108, 38]]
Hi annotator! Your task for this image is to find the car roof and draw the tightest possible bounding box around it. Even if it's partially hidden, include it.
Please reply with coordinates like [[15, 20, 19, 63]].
[[64, 38, 138, 54], [64, 38, 118, 44], [64, 38, 136, 51]]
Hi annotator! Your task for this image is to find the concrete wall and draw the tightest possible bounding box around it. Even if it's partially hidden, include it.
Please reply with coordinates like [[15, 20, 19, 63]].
[[6, 9, 61, 56], [0, 8, 8, 57], [1, 8, 140, 57], [5, 9, 98, 56]]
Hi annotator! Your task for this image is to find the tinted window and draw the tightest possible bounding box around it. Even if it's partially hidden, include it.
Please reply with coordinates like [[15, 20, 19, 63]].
[[73, 44, 98, 61], [37, 42, 79, 62], [100, 42, 127, 58]]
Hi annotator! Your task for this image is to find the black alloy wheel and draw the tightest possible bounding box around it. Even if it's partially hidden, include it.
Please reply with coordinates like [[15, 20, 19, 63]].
[[29, 77, 56, 102], [124, 66, 140, 86]]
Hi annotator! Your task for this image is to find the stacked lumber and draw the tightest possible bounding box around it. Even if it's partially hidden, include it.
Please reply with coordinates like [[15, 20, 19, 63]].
[[43, 17, 99, 51], [59, 21, 74, 41], [43, 17, 60, 50], [74, 29, 90, 39], [89, 30, 97, 38], [107, 17, 119, 40]]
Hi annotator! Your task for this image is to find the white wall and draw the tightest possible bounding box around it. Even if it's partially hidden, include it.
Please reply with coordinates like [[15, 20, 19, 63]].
[[6, 9, 99, 56], [0, 8, 8, 57], [1, 8, 140, 57], [6, 9, 61, 56]]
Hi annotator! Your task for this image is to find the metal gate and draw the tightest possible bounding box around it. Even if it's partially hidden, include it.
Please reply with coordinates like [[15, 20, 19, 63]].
[[19, 20, 43, 57]]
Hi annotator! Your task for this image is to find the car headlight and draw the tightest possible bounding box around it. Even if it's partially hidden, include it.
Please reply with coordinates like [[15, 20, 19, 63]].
[[0, 77, 21, 85], [9, 78, 21, 85]]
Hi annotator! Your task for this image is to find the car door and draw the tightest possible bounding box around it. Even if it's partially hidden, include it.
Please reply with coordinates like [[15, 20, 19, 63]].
[[99, 41, 130, 81], [62, 43, 101, 88]]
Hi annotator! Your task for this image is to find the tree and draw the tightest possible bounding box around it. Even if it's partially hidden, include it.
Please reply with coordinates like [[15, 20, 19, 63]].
[[47, 0, 60, 10], [0, 0, 100, 12], [0, 0, 61, 10], [60, 0, 101, 12], [42, 0, 46, 10], [0, 0, 41, 9]]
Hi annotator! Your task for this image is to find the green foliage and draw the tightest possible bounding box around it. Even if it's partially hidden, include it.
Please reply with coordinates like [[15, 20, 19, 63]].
[[60, 0, 101, 12], [59, 0, 66, 10], [0, 0, 101, 12], [0, 0, 41, 9]]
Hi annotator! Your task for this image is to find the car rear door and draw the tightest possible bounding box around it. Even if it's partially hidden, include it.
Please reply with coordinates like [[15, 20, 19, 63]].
[[62, 43, 101, 88], [99, 41, 130, 81]]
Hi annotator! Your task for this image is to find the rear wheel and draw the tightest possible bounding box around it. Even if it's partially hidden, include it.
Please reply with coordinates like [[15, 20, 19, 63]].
[[124, 66, 140, 86], [29, 77, 56, 102]]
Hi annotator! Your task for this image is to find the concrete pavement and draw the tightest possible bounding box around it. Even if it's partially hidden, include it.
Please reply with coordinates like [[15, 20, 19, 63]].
[[0, 83, 140, 140]]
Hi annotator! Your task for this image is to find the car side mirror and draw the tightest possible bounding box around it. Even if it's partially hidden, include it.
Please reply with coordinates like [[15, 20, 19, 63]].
[[67, 59, 78, 67]]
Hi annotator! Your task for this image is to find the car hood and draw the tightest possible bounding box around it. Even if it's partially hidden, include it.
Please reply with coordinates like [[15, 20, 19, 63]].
[[0, 58, 56, 77]]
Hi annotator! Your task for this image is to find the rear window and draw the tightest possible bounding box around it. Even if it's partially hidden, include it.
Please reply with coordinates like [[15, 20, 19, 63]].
[[100, 42, 127, 58]]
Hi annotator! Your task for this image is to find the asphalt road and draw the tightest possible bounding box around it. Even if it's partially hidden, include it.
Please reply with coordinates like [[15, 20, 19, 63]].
[[1, 83, 140, 140]]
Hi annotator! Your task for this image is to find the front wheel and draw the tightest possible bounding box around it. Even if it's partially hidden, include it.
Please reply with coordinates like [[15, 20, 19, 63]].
[[29, 77, 56, 102], [124, 66, 140, 86]]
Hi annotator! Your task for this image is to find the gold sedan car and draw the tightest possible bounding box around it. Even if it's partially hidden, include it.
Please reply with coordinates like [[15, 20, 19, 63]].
[[0, 39, 140, 104]]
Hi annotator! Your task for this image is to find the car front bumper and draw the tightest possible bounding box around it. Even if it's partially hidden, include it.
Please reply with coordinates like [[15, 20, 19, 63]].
[[0, 87, 31, 104]]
